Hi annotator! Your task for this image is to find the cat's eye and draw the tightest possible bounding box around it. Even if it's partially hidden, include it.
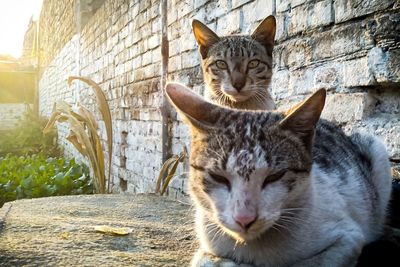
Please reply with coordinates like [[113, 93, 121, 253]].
[[248, 59, 260, 69], [215, 60, 227, 69], [209, 172, 231, 190], [262, 170, 286, 189]]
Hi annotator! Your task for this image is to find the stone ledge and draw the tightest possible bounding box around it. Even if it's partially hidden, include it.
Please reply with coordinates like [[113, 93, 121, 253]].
[[0, 194, 195, 266]]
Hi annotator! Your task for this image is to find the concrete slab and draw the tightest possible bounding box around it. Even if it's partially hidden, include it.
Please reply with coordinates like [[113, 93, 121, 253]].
[[0, 194, 196, 266]]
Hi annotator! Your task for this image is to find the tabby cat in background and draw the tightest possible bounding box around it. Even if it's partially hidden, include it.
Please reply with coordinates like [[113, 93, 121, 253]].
[[192, 16, 276, 110], [165, 82, 392, 267]]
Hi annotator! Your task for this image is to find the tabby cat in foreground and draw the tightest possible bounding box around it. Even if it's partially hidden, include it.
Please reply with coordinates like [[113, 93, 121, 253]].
[[192, 16, 276, 110], [165, 83, 392, 267]]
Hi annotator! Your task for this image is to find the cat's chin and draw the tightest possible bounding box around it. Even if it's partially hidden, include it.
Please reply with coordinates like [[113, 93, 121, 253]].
[[224, 93, 251, 103], [220, 222, 272, 243]]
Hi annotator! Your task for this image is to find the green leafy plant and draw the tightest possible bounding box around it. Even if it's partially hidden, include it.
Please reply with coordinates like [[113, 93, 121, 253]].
[[0, 153, 92, 207], [44, 77, 113, 193], [155, 149, 186, 196], [0, 106, 59, 157]]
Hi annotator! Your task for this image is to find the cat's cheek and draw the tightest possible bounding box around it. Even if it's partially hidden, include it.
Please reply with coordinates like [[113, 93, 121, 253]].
[[259, 182, 288, 220], [208, 187, 232, 218]]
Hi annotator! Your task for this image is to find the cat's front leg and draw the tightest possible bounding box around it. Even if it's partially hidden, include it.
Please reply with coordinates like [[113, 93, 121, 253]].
[[191, 250, 254, 267], [291, 233, 364, 267]]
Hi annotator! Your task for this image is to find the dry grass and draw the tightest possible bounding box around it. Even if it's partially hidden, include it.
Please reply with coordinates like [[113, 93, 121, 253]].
[[44, 77, 113, 193]]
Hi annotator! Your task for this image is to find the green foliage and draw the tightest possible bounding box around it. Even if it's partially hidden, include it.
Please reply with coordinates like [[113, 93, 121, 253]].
[[0, 107, 60, 157], [0, 153, 92, 207]]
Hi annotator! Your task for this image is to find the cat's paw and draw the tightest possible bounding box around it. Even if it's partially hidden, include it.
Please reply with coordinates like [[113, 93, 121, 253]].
[[192, 250, 253, 267]]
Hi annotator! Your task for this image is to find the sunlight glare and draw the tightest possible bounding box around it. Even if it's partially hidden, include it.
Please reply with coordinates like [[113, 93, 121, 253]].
[[0, 0, 43, 58]]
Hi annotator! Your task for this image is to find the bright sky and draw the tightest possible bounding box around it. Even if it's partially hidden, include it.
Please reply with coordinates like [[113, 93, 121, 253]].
[[0, 0, 43, 58]]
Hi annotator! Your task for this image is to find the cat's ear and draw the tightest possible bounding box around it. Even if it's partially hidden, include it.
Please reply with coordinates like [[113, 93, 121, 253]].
[[279, 89, 326, 152], [251, 15, 276, 56], [165, 82, 221, 132], [192, 20, 220, 59]]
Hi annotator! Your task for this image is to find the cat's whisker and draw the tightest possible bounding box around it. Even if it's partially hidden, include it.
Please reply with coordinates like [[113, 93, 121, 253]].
[[209, 227, 225, 244], [271, 224, 284, 236], [273, 221, 298, 237], [278, 216, 310, 227]]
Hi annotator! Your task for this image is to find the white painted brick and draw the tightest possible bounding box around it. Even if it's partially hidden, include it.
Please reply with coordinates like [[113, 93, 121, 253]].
[[310, 0, 333, 28], [271, 69, 291, 100], [181, 50, 200, 69], [216, 9, 241, 34], [313, 63, 341, 90], [242, 0, 275, 33], [232, 0, 252, 9], [147, 35, 160, 49], [288, 67, 315, 95]]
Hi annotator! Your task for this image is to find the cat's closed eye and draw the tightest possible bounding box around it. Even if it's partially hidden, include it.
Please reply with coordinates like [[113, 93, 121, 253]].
[[209, 172, 231, 191], [262, 170, 286, 189]]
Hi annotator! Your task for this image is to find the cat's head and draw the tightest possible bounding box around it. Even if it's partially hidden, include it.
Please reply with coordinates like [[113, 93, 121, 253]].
[[192, 16, 276, 105], [165, 83, 326, 242]]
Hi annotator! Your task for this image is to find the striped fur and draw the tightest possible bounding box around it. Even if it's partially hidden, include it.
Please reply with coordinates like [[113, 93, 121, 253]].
[[165, 83, 392, 267]]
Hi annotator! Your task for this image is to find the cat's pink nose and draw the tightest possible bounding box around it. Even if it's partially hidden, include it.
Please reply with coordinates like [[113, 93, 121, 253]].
[[234, 214, 257, 230]]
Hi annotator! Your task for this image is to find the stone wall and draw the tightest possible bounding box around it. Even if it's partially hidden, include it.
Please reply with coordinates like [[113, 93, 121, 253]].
[[37, 0, 400, 198], [0, 104, 29, 130]]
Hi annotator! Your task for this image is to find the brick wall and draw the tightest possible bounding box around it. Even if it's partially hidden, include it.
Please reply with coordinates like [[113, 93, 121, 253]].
[[37, 0, 400, 197], [39, 0, 77, 69], [0, 104, 29, 130]]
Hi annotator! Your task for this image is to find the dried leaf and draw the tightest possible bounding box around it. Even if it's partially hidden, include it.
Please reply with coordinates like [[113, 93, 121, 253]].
[[155, 156, 179, 193], [94, 225, 133, 236], [160, 151, 186, 195], [59, 232, 70, 240]]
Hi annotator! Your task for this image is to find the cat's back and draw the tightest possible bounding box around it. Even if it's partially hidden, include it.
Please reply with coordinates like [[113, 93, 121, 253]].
[[312, 120, 392, 238], [313, 120, 371, 176]]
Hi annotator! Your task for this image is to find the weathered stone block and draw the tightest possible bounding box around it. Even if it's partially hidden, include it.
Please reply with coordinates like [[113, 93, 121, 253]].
[[343, 57, 375, 88], [194, 0, 209, 9], [147, 34, 160, 49], [289, 67, 315, 95], [242, 0, 275, 32], [368, 47, 400, 84], [275, 12, 287, 41], [181, 50, 200, 69], [313, 63, 341, 90], [345, 115, 400, 158], [309, 0, 333, 28], [288, 5, 307, 36], [371, 12, 400, 48], [180, 33, 197, 52], [169, 55, 182, 72], [322, 93, 375, 123], [169, 39, 181, 57], [177, 0, 194, 18], [334, 0, 395, 23], [232, 0, 252, 9], [312, 21, 374, 61], [216, 9, 241, 34], [167, 7, 178, 25], [205, 0, 231, 21], [272, 69, 291, 99], [276, 38, 313, 69]]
